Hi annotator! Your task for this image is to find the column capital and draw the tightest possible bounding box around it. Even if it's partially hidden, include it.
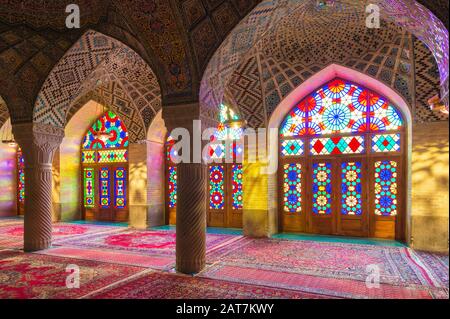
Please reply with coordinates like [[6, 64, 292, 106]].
[[12, 122, 64, 165]]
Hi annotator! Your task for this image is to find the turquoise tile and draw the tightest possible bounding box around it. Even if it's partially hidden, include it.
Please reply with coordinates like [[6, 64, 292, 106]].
[[272, 232, 405, 247]]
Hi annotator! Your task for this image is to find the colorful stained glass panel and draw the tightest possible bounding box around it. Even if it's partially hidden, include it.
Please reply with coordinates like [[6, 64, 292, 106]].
[[97, 149, 128, 163], [310, 136, 365, 155], [232, 164, 243, 210], [372, 134, 401, 153], [341, 162, 362, 216], [99, 168, 110, 208], [374, 161, 398, 216], [114, 168, 126, 209], [312, 162, 332, 215], [281, 140, 304, 156], [17, 148, 25, 204], [82, 111, 129, 150], [83, 168, 95, 208], [168, 166, 177, 209], [209, 165, 225, 210], [279, 78, 403, 137], [283, 163, 302, 213], [81, 150, 96, 164]]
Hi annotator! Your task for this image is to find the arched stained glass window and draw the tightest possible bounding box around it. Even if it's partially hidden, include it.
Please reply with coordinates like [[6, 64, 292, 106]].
[[81, 111, 129, 222], [279, 78, 405, 240], [280, 78, 403, 138]]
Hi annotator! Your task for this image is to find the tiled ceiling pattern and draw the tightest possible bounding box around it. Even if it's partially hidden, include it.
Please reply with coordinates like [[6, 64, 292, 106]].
[[224, 3, 417, 128], [0, 96, 9, 129], [413, 38, 449, 122], [200, 0, 450, 120], [74, 46, 162, 131], [67, 81, 146, 142]]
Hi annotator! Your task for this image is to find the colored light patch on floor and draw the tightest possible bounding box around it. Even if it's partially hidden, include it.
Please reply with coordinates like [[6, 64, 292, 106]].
[[0, 250, 145, 299], [38, 247, 174, 270], [55, 229, 242, 257], [206, 238, 449, 290]]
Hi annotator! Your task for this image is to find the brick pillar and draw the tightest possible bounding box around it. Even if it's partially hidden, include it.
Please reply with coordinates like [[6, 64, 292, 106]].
[[13, 123, 64, 251], [163, 103, 214, 274]]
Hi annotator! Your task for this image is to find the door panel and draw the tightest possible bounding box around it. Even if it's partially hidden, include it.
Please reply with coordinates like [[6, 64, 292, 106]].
[[208, 165, 227, 227], [309, 160, 335, 235], [337, 159, 368, 237], [369, 158, 402, 240], [280, 161, 306, 233]]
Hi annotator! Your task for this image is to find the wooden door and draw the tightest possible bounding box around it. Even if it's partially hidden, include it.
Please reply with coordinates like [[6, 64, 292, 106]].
[[83, 165, 129, 222], [279, 160, 306, 233], [207, 164, 243, 228]]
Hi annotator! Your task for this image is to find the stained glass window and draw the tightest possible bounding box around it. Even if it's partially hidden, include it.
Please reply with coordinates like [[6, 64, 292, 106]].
[[168, 166, 177, 209], [372, 134, 401, 153], [17, 148, 25, 204], [341, 162, 362, 216], [281, 140, 304, 156], [280, 78, 403, 137], [82, 111, 129, 150], [97, 149, 128, 163], [114, 168, 126, 209], [283, 163, 302, 213], [83, 168, 95, 208], [231, 164, 243, 210], [312, 162, 332, 215], [374, 161, 398, 216], [81, 150, 96, 164], [209, 165, 225, 210], [99, 168, 110, 208], [310, 136, 365, 155]]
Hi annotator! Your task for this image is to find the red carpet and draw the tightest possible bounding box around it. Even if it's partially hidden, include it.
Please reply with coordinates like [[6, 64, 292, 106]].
[[39, 247, 174, 270], [0, 250, 144, 299], [90, 271, 334, 299]]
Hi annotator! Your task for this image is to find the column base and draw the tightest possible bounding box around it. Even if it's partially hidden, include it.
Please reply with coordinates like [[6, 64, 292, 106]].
[[24, 239, 51, 252], [176, 259, 206, 275]]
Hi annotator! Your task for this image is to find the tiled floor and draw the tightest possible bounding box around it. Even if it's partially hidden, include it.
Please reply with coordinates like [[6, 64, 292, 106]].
[[0, 218, 448, 299]]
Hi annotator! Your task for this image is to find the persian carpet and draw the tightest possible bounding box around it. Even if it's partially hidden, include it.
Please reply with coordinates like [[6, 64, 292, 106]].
[[0, 222, 124, 249], [38, 247, 174, 270], [89, 271, 334, 299], [202, 238, 449, 299], [0, 250, 145, 299], [56, 229, 242, 257]]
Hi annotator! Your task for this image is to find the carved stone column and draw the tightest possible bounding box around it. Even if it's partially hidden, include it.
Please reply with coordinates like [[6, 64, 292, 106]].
[[163, 103, 214, 274], [12, 123, 64, 251]]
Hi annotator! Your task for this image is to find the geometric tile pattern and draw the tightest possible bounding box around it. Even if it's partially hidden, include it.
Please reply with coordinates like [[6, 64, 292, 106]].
[[225, 6, 416, 128], [281, 140, 304, 157], [68, 81, 146, 143], [413, 38, 449, 122], [201, 0, 448, 124], [0, 95, 9, 129], [33, 31, 117, 127]]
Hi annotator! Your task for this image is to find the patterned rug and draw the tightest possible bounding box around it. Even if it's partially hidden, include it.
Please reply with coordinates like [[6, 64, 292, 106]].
[[203, 238, 449, 299], [55, 229, 242, 257], [89, 271, 333, 299], [0, 250, 145, 299], [39, 247, 174, 270], [0, 221, 124, 250]]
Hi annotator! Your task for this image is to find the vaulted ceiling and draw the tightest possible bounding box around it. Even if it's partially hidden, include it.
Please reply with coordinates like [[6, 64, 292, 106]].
[[0, 0, 447, 127]]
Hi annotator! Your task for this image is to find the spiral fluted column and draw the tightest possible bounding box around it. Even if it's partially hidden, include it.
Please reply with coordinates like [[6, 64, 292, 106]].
[[163, 103, 217, 274], [176, 162, 207, 273], [13, 123, 64, 252]]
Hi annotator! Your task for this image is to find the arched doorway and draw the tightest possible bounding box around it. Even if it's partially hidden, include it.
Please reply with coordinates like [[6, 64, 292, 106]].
[[279, 78, 405, 240], [81, 111, 129, 222]]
